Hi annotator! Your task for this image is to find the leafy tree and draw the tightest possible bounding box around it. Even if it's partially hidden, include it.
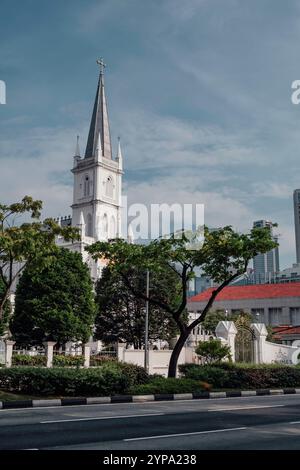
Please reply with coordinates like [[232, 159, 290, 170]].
[[10, 248, 95, 347], [95, 266, 180, 348], [201, 310, 228, 334], [87, 225, 277, 377], [195, 338, 232, 364], [0, 196, 79, 324]]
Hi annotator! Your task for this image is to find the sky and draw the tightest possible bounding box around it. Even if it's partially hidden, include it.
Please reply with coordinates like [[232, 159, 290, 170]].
[[1, 0, 300, 269]]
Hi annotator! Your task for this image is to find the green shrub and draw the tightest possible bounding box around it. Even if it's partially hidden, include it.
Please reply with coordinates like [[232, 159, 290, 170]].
[[0, 363, 149, 396], [129, 377, 209, 395], [12, 354, 47, 367], [178, 363, 230, 387], [52, 355, 84, 368], [179, 363, 300, 389], [195, 339, 232, 364], [90, 355, 117, 367]]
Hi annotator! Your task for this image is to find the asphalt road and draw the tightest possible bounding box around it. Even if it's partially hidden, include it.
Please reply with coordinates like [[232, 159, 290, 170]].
[[2, 394, 300, 449]]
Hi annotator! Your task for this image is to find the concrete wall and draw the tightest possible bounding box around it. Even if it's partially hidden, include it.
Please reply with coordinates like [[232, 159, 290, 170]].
[[118, 345, 195, 376], [264, 341, 300, 364]]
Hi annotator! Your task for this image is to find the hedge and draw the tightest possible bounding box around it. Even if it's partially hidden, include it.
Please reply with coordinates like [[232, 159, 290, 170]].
[[12, 354, 47, 367], [179, 363, 300, 389], [90, 355, 117, 367], [129, 377, 210, 395], [0, 363, 149, 396], [53, 355, 84, 368]]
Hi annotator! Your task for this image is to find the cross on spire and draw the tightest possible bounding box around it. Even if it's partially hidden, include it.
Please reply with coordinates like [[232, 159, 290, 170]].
[[96, 58, 106, 75]]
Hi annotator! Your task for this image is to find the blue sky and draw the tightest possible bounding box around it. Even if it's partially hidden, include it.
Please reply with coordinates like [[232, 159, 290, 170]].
[[1, 0, 300, 268]]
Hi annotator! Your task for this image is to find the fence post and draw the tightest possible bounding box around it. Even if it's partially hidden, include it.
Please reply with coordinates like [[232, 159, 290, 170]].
[[43, 341, 56, 368], [215, 321, 237, 362], [83, 344, 90, 368], [5, 340, 15, 368]]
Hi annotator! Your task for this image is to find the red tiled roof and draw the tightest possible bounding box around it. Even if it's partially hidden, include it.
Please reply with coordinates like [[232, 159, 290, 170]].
[[273, 325, 300, 339], [189, 283, 300, 302]]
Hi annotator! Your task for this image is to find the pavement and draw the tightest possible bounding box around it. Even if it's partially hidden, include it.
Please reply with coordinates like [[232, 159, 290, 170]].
[[2, 394, 300, 449]]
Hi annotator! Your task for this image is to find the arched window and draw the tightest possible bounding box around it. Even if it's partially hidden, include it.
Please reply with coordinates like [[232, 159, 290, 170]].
[[86, 213, 93, 237], [84, 175, 90, 197], [109, 216, 116, 238], [106, 176, 114, 198], [102, 214, 108, 236]]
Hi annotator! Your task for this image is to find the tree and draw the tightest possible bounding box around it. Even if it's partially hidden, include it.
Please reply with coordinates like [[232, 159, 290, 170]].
[[0, 196, 79, 324], [201, 310, 228, 334], [95, 266, 179, 348], [86, 225, 277, 377], [10, 248, 95, 347], [195, 338, 232, 364]]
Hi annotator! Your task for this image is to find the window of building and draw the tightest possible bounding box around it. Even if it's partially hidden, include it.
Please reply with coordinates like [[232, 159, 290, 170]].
[[251, 308, 265, 322], [102, 214, 108, 235], [84, 175, 91, 197], [106, 176, 114, 198], [291, 307, 300, 325], [86, 213, 93, 237], [109, 216, 116, 238], [269, 308, 282, 326]]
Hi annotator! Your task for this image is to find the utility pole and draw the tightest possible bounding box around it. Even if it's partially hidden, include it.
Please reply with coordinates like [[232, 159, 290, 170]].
[[144, 269, 150, 373]]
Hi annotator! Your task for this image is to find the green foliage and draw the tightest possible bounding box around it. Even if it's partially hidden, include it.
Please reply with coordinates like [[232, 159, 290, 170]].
[[179, 363, 230, 387], [0, 363, 149, 396], [10, 248, 95, 346], [195, 338, 232, 364], [12, 354, 47, 366], [0, 196, 79, 321], [89, 355, 118, 366], [129, 377, 209, 395], [179, 363, 300, 389], [201, 310, 228, 334], [52, 355, 84, 368], [95, 266, 179, 348]]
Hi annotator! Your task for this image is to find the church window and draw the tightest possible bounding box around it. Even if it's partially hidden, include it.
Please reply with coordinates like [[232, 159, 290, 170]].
[[109, 216, 116, 238], [106, 176, 114, 198], [86, 213, 93, 237], [102, 213, 108, 235], [84, 175, 91, 197]]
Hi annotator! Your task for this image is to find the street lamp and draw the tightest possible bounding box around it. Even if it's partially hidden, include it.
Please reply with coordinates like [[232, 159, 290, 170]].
[[144, 269, 150, 373]]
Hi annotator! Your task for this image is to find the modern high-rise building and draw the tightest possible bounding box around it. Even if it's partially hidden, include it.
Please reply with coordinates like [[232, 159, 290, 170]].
[[252, 220, 280, 283], [294, 189, 300, 264]]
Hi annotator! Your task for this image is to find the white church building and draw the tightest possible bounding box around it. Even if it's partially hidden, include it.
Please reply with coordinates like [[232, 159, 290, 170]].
[[56, 59, 123, 281]]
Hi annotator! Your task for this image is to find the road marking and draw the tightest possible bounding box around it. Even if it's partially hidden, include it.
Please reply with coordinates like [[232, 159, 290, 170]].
[[41, 413, 165, 424], [208, 405, 285, 412], [290, 421, 300, 424], [124, 426, 247, 441]]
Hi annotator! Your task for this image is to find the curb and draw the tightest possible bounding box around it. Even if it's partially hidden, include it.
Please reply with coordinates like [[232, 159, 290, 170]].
[[1, 388, 300, 410]]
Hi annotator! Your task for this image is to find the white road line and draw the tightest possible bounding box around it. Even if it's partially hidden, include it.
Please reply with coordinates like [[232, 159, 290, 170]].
[[208, 405, 285, 412], [124, 426, 248, 442], [290, 421, 300, 424], [41, 412, 165, 424]]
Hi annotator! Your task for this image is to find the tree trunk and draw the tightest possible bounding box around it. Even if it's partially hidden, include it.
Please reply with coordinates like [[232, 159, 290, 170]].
[[168, 330, 189, 378]]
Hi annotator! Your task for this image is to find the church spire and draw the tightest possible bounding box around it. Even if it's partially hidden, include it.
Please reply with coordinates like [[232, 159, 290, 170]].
[[84, 58, 112, 160], [75, 135, 81, 157]]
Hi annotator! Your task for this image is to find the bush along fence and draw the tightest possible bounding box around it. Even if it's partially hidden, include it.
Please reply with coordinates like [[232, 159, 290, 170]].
[[0, 341, 93, 368]]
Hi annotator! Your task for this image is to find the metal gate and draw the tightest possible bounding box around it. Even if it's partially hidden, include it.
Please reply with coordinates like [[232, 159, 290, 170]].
[[235, 326, 255, 363]]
